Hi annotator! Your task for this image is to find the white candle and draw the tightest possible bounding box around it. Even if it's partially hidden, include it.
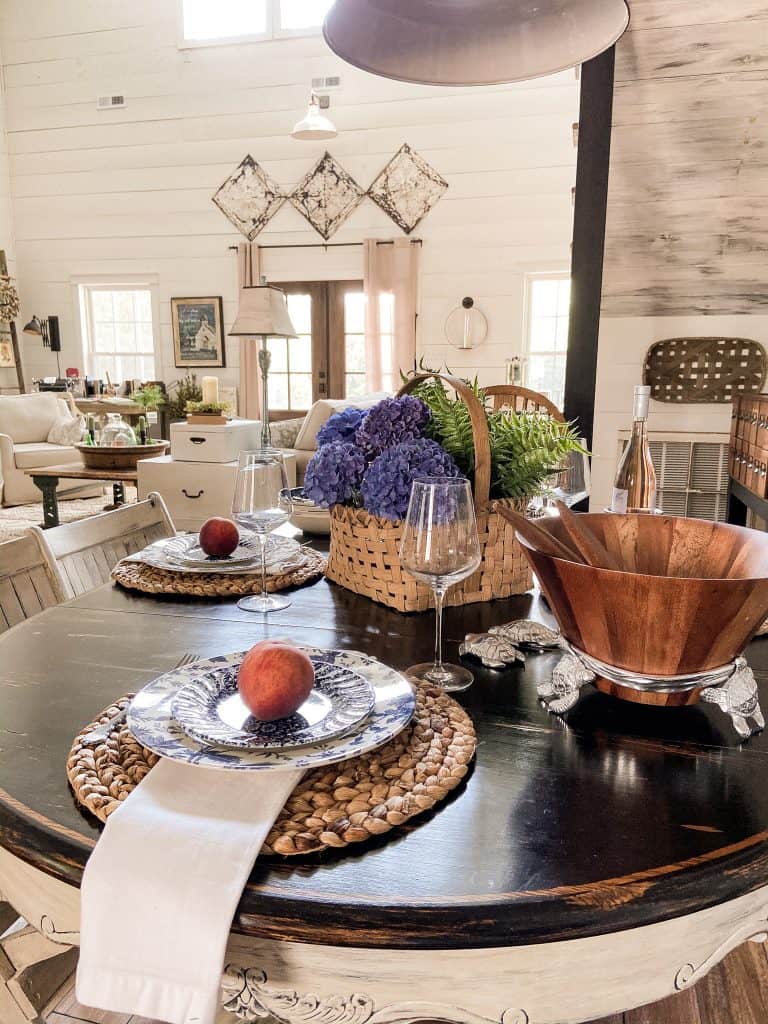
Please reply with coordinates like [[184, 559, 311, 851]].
[[201, 376, 219, 405]]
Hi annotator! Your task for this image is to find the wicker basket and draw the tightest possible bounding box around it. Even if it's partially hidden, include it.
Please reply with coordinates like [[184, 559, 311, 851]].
[[325, 373, 534, 613]]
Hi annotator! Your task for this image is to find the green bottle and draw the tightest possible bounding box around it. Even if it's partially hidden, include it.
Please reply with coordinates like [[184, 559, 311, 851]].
[[138, 415, 148, 445]]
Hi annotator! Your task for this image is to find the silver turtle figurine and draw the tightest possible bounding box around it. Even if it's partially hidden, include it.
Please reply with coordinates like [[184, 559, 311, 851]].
[[701, 658, 766, 740], [538, 651, 596, 714], [459, 633, 525, 670], [489, 619, 562, 649]]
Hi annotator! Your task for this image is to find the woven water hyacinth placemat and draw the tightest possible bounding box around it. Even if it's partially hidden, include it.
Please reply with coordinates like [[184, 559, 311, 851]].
[[111, 547, 326, 598], [67, 684, 476, 855]]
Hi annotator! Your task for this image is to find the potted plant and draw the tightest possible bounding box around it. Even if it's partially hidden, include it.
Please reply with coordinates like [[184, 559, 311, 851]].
[[166, 373, 203, 422], [303, 373, 584, 613], [185, 400, 232, 425], [132, 384, 165, 440]]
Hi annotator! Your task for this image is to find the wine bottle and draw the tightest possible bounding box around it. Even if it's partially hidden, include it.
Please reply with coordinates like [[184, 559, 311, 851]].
[[611, 385, 657, 513], [138, 415, 147, 445]]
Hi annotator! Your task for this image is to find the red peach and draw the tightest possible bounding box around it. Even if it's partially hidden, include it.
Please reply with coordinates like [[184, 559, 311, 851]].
[[199, 517, 239, 558], [237, 642, 315, 721]]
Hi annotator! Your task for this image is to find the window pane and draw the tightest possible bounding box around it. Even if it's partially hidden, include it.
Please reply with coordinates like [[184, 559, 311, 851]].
[[345, 374, 367, 398], [280, 0, 333, 30], [344, 292, 365, 334], [267, 338, 288, 373], [556, 279, 572, 316], [112, 291, 135, 322], [116, 323, 137, 352], [134, 290, 152, 321], [94, 324, 116, 353], [136, 322, 154, 353], [290, 374, 313, 409], [91, 291, 113, 321], [555, 317, 569, 353], [529, 317, 557, 353], [345, 334, 365, 373], [183, 0, 267, 40], [269, 373, 289, 410], [527, 353, 565, 401], [289, 335, 312, 372], [530, 279, 560, 318], [287, 293, 312, 335]]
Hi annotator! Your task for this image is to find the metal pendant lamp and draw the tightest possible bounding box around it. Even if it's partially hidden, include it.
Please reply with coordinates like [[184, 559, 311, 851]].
[[323, 0, 630, 87]]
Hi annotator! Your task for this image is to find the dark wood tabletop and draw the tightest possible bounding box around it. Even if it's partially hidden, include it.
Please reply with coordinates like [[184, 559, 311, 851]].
[[2, 558, 768, 951]]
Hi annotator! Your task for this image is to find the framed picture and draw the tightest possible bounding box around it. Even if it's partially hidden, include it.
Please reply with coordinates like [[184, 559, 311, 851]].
[[171, 297, 226, 368], [0, 328, 14, 368]]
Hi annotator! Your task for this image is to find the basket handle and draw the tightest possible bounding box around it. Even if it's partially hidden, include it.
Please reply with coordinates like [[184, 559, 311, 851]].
[[396, 372, 491, 509]]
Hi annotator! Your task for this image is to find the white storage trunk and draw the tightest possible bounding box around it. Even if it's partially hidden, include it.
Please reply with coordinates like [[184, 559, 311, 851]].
[[170, 419, 262, 463], [138, 454, 297, 531]]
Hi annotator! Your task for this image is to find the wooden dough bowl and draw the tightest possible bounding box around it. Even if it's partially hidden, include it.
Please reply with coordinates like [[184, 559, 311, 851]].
[[518, 514, 768, 706], [76, 440, 169, 470]]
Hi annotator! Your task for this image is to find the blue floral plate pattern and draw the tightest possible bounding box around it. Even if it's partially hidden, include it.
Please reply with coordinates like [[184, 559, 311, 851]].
[[127, 647, 416, 772], [170, 658, 375, 750]]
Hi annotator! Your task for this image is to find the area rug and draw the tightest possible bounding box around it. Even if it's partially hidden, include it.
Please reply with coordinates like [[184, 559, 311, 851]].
[[0, 488, 137, 543]]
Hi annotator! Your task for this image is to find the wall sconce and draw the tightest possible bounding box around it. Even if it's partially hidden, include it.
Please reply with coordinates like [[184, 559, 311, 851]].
[[292, 90, 337, 141], [23, 314, 62, 377], [444, 297, 488, 350]]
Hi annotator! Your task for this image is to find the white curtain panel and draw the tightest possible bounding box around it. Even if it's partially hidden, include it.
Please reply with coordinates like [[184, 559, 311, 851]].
[[364, 237, 419, 392]]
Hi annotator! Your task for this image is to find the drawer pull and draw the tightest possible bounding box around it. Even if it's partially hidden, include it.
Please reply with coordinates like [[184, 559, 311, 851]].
[[189, 437, 207, 445], [182, 488, 205, 500]]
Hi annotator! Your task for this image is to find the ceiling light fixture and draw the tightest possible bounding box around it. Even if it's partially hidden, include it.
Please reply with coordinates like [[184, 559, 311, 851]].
[[291, 90, 337, 141], [323, 0, 630, 87]]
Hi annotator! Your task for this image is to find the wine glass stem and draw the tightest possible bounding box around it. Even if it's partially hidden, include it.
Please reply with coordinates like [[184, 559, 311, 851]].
[[259, 533, 268, 600], [433, 586, 446, 674]]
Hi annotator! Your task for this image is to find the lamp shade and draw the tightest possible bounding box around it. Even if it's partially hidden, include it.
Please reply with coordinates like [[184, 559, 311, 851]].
[[228, 284, 297, 338], [323, 0, 630, 87], [22, 316, 43, 335], [292, 92, 337, 141]]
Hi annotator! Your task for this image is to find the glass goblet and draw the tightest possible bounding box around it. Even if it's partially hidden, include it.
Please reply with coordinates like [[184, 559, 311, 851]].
[[399, 477, 481, 692], [231, 449, 293, 613]]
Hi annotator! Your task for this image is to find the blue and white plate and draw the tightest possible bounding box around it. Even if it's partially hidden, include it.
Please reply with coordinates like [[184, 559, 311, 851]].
[[128, 647, 416, 772], [170, 657, 375, 750]]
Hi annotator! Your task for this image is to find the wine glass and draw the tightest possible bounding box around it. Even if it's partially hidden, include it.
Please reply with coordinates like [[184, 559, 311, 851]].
[[399, 477, 482, 692], [231, 449, 293, 613]]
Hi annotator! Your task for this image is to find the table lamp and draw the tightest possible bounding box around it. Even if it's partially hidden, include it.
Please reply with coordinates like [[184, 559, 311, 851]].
[[228, 278, 297, 447]]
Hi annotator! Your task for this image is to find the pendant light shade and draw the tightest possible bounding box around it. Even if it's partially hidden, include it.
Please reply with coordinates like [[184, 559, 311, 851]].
[[323, 0, 630, 87], [291, 91, 338, 141], [228, 284, 297, 339]]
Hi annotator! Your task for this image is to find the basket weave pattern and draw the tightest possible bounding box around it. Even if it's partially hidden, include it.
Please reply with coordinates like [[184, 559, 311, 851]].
[[326, 501, 531, 613], [324, 372, 534, 613], [66, 684, 477, 856]]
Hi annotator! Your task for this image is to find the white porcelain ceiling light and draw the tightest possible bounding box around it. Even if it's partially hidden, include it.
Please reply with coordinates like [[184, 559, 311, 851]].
[[291, 91, 338, 141], [323, 0, 630, 87]]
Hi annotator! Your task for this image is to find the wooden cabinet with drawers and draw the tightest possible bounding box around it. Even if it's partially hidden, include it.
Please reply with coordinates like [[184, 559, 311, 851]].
[[730, 395, 768, 499]]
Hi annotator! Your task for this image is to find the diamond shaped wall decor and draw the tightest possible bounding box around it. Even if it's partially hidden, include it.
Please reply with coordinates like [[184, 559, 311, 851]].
[[212, 155, 286, 240], [368, 143, 448, 234], [289, 152, 365, 241]]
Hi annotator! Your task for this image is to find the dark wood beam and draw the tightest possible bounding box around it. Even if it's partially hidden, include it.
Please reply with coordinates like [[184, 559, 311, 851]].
[[563, 47, 616, 450]]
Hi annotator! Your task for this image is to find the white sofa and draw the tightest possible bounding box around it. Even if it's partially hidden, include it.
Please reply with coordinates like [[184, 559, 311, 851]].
[[272, 394, 389, 483], [0, 393, 99, 506]]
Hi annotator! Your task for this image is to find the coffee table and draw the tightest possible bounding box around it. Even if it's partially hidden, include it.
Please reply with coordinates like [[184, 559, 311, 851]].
[[25, 463, 138, 528], [1, 571, 768, 1024]]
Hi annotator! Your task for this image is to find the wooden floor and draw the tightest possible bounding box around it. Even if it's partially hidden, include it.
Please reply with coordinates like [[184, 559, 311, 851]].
[[43, 941, 768, 1024]]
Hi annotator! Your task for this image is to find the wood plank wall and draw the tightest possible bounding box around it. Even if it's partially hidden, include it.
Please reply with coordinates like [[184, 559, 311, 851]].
[[590, 0, 768, 509], [602, 0, 768, 317], [0, 0, 578, 392]]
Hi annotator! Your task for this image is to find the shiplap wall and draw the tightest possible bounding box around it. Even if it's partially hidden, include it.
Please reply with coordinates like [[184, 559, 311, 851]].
[[0, 0, 578, 395], [591, 0, 768, 509], [0, 68, 18, 394]]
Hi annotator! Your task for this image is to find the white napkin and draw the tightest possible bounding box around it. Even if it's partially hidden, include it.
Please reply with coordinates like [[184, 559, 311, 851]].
[[77, 758, 302, 1024]]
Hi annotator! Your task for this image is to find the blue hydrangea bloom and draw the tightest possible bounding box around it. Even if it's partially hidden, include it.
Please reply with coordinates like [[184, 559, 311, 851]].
[[316, 407, 369, 447], [361, 439, 460, 521], [355, 396, 430, 456], [304, 442, 366, 508]]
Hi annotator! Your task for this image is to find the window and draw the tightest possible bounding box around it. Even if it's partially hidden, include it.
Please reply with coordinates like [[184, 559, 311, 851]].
[[524, 274, 570, 410], [266, 281, 367, 417], [179, 0, 332, 45], [79, 285, 156, 382]]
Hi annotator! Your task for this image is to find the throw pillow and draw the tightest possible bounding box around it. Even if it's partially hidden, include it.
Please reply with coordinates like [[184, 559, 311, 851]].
[[47, 414, 86, 446]]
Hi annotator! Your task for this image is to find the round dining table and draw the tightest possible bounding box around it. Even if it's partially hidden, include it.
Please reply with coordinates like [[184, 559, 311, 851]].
[[2, 565, 768, 1024]]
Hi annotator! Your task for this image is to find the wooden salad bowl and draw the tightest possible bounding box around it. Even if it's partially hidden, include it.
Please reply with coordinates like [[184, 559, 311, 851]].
[[76, 440, 169, 471], [517, 513, 768, 706]]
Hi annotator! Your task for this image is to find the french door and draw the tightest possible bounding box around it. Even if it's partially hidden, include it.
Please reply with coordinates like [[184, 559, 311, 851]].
[[267, 280, 366, 419]]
